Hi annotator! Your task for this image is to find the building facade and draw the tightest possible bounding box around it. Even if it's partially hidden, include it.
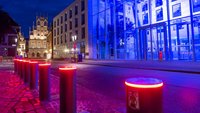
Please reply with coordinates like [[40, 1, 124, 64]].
[[53, 0, 93, 59], [28, 17, 49, 59], [92, 0, 200, 61], [0, 9, 20, 57], [17, 33, 26, 57], [46, 27, 53, 59]]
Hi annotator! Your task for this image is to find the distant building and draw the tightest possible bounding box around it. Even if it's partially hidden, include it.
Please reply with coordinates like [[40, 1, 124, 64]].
[[46, 26, 53, 59], [17, 33, 26, 57], [28, 16, 49, 59], [0, 9, 20, 57], [53, 0, 93, 59]]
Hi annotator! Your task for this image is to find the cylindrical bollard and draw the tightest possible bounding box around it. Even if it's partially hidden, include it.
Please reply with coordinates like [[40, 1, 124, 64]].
[[17, 59, 21, 76], [22, 60, 27, 80], [14, 59, 18, 74], [39, 63, 51, 101], [18, 60, 23, 78], [30, 61, 39, 89], [24, 60, 30, 84], [125, 77, 163, 113], [59, 67, 77, 113]]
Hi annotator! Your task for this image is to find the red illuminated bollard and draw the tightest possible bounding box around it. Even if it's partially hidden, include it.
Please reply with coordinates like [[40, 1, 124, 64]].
[[22, 60, 27, 80], [24, 60, 30, 84], [17, 59, 21, 76], [30, 61, 39, 89], [39, 63, 51, 101], [125, 77, 163, 113], [14, 59, 18, 74], [59, 67, 77, 113], [18, 60, 23, 78]]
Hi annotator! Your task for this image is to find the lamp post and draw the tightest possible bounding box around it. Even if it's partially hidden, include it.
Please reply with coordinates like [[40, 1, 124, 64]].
[[72, 35, 77, 62]]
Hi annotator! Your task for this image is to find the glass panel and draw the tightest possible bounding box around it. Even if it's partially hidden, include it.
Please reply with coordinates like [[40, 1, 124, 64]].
[[193, 0, 200, 14], [106, 7, 115, 59], [170, 18, 192, 60], [169, 0, 190, 20], [193, 15, 200, 60], [146, 29, 152, 60], [152, 28, 159, 60], [139, 28, 150, 60], [152, 26, 166, 60], [137, 0, 150, 26], [151, 0, 167, 24], [116, 2, 125, 59], [124, 1, 137, 59]]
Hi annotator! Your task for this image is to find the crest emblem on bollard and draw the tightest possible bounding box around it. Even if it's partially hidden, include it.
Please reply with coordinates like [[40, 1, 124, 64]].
[[128, 91, 140, 110]]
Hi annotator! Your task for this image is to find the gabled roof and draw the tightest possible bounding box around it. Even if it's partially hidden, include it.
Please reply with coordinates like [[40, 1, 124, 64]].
[[0, 9, 19, 36]]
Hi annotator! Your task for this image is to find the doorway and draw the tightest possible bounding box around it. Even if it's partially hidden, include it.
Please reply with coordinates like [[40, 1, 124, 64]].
[[139, 23, 167, 60], [170, 22, 192, 60]]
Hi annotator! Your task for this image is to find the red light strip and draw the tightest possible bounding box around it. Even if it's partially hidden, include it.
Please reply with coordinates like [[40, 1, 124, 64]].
[[29, 61, 38, 64], [39, 64, 51, 66], [125, 81, 163, 88], [23, 60, 29, 62], [59, 67, 76, 71]]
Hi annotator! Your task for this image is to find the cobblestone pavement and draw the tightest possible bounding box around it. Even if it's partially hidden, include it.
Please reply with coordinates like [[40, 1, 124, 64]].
[[0, 62, 125, 113], [2, 61, 200, 113]]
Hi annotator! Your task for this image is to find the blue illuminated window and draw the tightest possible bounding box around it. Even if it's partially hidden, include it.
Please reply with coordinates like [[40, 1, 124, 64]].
[[172, 3, 181, 17], [156, 8, 163, 21], [143, 13, 148, 24], [142, 2, 148, 11], [193, 0, 200, 12], [156, 0, 163, 7]]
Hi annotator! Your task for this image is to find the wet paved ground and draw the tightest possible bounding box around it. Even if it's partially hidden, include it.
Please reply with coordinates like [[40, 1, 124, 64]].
[[0, 61, 200, 113], [0, 61, 124, 113]]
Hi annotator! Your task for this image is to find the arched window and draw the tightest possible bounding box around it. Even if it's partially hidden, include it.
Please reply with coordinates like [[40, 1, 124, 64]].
[[44, 21, 47, 26], [37, 52, 40, 57], [32, 53, 35, 57], [37, 21, 40, 25], [44, 53, 47, 58]]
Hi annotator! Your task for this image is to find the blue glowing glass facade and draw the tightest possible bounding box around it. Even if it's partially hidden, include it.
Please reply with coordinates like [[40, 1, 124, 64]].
[[91, 0, 200, 61]]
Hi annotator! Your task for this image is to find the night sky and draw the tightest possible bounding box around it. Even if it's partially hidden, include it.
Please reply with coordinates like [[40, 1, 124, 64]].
[[0, 0, 74, 38]]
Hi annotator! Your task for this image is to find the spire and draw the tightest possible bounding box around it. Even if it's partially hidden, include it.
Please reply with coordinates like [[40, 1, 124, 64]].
[[32, 21, 34, 30], [29, 27, 31, 35]]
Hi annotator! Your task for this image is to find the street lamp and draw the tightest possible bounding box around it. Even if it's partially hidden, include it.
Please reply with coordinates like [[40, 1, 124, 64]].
[[15, 38, 18, 43]]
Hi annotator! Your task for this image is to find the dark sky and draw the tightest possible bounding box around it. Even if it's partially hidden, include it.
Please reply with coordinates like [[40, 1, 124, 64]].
[[0, 0, 74, 38]]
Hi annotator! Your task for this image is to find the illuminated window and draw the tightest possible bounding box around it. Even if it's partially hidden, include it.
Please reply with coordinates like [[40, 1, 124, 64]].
[[75, 30, 78, 39]]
